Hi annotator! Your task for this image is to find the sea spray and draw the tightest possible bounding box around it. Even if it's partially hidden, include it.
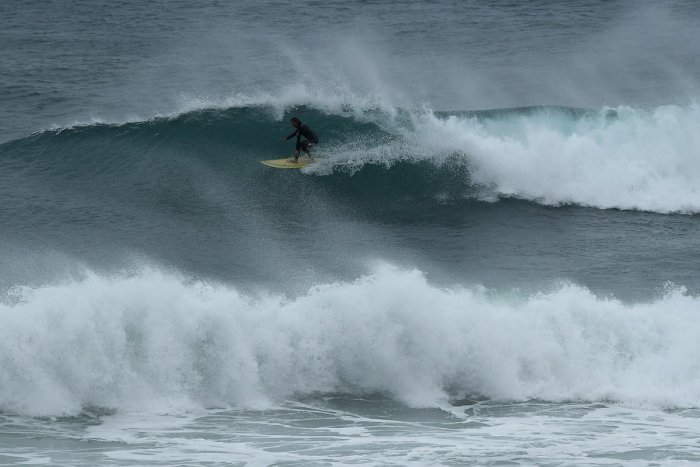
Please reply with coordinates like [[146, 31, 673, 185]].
[[2, 265, 700, 416]]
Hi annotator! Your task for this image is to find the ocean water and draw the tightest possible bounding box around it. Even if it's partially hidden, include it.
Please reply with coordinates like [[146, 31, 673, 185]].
[[3, 0, 700, 465]]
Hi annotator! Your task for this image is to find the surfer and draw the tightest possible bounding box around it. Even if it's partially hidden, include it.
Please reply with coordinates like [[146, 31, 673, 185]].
[[281, 117, 319, 163]]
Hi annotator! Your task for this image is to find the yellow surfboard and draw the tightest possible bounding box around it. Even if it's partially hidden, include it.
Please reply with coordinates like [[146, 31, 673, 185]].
[[260, 156, 315, 169]]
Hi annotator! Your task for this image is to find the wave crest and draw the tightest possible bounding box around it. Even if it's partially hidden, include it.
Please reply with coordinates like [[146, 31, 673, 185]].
[[404, 104, 700, 213], [5, 101, 700, 214], [2, 267, 699, 416]]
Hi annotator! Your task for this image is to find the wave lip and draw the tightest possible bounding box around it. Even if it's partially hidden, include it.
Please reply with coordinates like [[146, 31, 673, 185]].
[[1, 267, 700, 416]]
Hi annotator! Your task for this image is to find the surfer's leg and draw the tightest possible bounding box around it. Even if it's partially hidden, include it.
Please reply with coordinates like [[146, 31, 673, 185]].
[[301, 140, 315, 159], [291, 140, 301, 161]]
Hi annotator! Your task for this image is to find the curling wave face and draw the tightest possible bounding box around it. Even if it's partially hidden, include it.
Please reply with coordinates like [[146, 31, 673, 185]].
[[5, 98, 700, 214]]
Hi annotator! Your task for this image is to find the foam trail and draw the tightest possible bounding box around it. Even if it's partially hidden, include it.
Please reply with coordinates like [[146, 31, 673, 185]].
[[2, 266, 700, 416], [407, 104, 700, 213]]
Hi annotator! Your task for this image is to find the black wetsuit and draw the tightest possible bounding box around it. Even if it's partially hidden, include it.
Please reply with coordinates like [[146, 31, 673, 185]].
[[286, 123, 319, 153]]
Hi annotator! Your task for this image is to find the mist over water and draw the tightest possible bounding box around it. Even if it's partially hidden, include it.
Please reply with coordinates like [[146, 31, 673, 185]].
[[3, 1, 700, 142]]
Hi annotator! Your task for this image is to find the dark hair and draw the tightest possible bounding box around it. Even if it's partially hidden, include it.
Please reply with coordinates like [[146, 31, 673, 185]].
[[290, 117, 301, 125]]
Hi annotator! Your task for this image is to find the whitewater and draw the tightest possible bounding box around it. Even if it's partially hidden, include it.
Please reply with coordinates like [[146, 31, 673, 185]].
[[4, 266, 700, 465], [3, 265, 700, 417], [3, 0, 700, 465]]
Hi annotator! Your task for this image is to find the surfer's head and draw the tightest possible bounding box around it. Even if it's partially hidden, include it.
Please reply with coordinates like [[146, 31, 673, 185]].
[[290, 117, 301, 128]]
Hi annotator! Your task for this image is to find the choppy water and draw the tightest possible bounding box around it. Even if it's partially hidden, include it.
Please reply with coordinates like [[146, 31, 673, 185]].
[[3, 1, 700, 465]]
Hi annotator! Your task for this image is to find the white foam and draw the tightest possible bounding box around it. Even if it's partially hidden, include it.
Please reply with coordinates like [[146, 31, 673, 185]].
[[2, 266, 700, 416], [401, 104, 700, 213]]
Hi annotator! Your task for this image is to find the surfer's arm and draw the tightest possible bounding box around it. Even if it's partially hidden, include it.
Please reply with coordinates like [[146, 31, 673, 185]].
[[284, 129, 298, 140]]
